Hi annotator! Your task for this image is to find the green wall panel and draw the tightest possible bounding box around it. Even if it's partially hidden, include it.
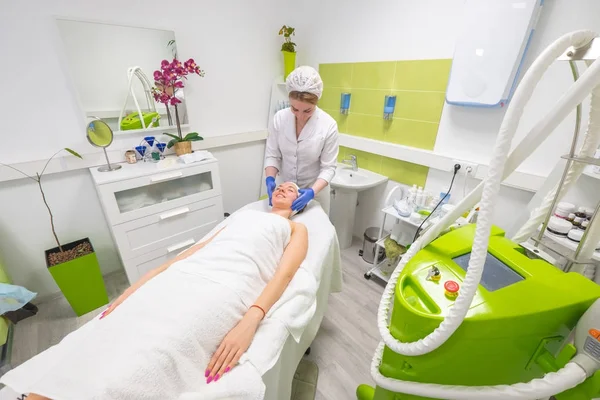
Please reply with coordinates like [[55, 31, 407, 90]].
[[321, 59, 452, 186]]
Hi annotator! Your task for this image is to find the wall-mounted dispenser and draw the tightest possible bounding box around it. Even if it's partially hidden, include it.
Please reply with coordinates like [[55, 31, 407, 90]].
[[384, 95, 396, 120], [340, 93, 351, 114]]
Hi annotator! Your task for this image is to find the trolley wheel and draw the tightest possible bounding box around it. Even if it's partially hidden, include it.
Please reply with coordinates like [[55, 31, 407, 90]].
[[305, 347, 311, 356], [364, 272, 372, 280]]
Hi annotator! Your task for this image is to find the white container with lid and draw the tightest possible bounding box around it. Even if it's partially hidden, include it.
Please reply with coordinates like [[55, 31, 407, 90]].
[[554, 202, 575, 219], [568, 228, 584, 242], [582, 207, 595, 219], [547, 216, 573, 236]]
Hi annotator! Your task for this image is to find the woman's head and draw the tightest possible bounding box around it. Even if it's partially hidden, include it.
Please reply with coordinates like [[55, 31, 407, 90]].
[[286, 66, 323, 122], [271, 182, 299, 211]]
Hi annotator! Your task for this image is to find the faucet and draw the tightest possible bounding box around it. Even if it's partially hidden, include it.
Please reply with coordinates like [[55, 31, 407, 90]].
[[342, 154, 358, 171]]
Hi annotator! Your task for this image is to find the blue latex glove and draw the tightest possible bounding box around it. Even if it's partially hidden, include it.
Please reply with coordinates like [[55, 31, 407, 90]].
[[266, 176, 276, 206], [292, 188, 315, 212]]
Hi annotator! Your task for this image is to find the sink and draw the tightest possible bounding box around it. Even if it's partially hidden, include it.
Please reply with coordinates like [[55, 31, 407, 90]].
[[330, 165, 388, 249], [331, 165, 388, 191]]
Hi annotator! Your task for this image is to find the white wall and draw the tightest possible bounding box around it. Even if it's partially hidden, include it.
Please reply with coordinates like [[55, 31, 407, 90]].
[[298, 0, 600, 238], [0, 0, 282, 297]]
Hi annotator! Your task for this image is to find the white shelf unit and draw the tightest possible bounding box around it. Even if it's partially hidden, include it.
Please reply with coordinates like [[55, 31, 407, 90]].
[[583, 165, 600, 180], [542, 230, 600, 262], [365, 206, 423, 283], [90, 156, 224, 284]]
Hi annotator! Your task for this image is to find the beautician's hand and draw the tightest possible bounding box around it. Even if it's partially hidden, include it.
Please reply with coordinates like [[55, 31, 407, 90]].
[[292, 188, 315, 212], [266, 176, 276, 206], [205, 307, 263, 383]]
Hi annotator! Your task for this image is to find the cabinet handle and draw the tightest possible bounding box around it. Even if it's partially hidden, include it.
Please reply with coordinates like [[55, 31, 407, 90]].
[[159, 207, 190, 220], [151, 171, 183, 183], [167, 238, 195, 253]]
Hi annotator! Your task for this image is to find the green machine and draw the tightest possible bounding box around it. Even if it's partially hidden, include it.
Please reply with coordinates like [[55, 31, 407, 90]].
[[357, 224, 600, 400], [356, 28, 600, 400]]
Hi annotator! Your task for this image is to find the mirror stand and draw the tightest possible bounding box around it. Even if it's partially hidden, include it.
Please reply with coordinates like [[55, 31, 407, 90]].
[[99, 147, 122, 172]]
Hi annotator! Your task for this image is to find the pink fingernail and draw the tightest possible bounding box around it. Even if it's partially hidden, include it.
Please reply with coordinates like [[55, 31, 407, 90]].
[[225, 367, 230, 373], [205, 369, 210, 377], [207, 376, 213, 384], [214, 374, 220, 382]]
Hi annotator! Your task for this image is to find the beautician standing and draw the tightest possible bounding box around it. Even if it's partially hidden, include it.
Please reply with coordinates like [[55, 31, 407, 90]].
[[264, 66, 339, 215]]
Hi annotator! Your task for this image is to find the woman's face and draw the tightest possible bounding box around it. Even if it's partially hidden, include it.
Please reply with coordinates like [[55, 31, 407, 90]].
[[290, 98, 316, 124], [272, 182, 299, 209]]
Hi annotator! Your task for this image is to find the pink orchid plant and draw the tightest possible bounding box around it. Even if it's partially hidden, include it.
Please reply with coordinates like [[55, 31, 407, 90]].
[[152, 58, 205, 142]]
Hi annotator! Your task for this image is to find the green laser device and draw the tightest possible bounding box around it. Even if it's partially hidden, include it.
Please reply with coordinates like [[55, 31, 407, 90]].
[[358, 224, 600, 400]]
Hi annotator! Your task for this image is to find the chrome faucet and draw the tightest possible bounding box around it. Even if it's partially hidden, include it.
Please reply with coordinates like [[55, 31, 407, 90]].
[[342, 154, 358, 171]]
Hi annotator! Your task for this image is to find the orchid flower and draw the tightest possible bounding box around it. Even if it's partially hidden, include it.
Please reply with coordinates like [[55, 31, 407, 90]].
[[152, 58, 204, 105]]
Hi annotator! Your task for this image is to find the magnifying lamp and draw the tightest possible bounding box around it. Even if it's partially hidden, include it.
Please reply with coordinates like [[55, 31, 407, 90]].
[[86, 118, 122, 172]]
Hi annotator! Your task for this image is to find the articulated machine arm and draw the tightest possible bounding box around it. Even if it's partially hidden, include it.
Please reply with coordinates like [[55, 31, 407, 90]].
[[360, 30, 600, 400]]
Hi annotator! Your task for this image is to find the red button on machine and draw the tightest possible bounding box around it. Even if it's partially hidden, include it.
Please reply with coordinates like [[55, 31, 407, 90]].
[[444, 280, 460, 299]]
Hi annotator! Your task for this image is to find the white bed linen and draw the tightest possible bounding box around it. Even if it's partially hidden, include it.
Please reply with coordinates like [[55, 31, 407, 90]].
[[179, 200, 342, 400], [241, 200, 342, 400], [0, 199, 341, 400]]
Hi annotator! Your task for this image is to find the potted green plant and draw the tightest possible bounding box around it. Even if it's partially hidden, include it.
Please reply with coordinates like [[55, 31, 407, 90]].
[[279, 25, 297, 79], [0, 149, 109, 316], [152, 58, 205, 156], [163, 132, 203, 156]]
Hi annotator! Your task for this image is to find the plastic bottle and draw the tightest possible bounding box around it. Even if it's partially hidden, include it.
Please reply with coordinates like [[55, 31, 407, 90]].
[[407, 185, 417, 204], [390, 220, 401, 242], [415, 187, 424, 207], [574, 207, 587, 227]]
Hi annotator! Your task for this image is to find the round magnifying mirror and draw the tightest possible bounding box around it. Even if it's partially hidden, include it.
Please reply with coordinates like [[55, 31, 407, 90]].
[[86, 118, 122, 172]]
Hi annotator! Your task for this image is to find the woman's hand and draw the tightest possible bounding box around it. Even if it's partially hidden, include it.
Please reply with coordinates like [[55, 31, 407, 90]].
[[205, 307, 264, 383], [99, 287, 133, 319]]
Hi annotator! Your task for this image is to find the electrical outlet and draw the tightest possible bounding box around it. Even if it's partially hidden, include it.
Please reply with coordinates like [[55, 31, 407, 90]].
[[452, 159, 478, 176]]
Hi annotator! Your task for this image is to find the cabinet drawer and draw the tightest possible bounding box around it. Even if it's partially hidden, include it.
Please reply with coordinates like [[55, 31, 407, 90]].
[[123, 249, 179, 284], [98, 163, 222, 225], [113, 197, 223, 261]]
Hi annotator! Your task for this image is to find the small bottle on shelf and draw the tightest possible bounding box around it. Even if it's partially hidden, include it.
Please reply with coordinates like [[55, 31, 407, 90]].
[[581, 220, 589, 230], [407, 185, 417, 204], [574, 207, 587, 227], [415, 187, 424, 207]]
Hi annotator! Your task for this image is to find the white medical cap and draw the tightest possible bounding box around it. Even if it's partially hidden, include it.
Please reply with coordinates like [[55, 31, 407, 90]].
[[286, 66, 324, 99]]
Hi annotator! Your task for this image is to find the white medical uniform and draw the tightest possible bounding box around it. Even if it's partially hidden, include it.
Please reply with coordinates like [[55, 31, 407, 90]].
[[264, 106, 339, 215]]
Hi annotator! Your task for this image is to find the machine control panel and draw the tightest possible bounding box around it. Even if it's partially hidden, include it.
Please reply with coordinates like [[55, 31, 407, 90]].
[[452, 251, 524, 292], [573, 300, 600, 369], [584, 336, 600, 360]]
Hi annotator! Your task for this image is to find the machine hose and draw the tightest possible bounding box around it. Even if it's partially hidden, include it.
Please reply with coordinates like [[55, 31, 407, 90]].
[[372, 29, 600, 398], [512, 59, 600, 247], [371, 342, 587, 400]]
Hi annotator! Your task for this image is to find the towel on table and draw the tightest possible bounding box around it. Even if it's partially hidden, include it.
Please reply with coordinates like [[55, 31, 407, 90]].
[[0, 208, 319, 400]]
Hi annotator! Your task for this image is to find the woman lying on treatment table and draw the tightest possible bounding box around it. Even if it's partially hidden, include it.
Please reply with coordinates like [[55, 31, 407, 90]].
[[12, 182, 308, 400]]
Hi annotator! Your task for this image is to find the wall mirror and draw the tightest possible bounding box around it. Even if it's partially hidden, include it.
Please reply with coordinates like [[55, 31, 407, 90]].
[[56, 18, 188, 134]]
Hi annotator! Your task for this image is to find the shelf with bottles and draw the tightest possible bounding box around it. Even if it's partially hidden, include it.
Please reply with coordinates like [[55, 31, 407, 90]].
[[583, 165, 600, 180], [382, 206, 423, 228], [540, 228, 600, 262]]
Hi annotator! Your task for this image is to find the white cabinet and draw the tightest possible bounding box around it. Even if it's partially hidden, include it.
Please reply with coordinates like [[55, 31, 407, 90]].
[[90, 157, 224, 284]]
